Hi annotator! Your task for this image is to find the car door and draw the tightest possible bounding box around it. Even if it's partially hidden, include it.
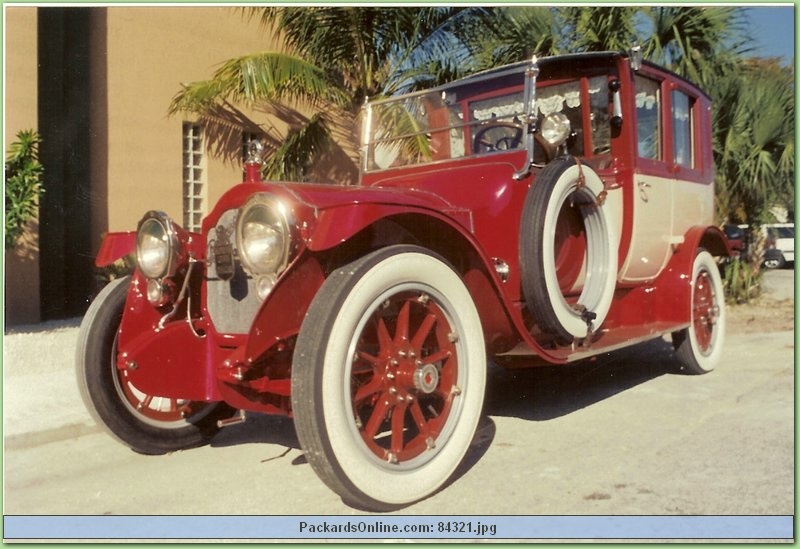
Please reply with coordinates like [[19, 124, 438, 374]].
[[618, 74, 676, 282]]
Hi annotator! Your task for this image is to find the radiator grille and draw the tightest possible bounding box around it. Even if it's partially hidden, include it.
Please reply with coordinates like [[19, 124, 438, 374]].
[[205, 209, 262, 334]]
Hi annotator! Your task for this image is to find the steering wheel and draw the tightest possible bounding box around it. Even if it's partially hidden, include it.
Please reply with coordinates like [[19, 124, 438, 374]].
[[473, 122, 524, 153], [472, 122, 555, 163]]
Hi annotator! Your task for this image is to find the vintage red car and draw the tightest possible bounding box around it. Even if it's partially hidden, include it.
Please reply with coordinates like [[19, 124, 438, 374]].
[[77, 50, 727, 510]]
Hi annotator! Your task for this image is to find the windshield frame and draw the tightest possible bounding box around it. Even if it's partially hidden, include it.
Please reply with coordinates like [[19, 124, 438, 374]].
[[360, 54, 619, 175]]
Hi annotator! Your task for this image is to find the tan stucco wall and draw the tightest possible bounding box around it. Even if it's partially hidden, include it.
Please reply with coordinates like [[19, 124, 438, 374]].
[[5, 6, 357, 326], [4, 7, 41, 325], [95, 7, 282, 247]]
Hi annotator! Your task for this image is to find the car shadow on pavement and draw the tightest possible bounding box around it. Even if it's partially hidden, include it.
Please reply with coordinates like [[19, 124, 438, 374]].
[[485, 337, 679, 421], [203, 337, 680, 511], [208, 407, 497, 477], [444, 338, 681, 498], [207, 337, 680, 452], [210, 412, 300, 453]]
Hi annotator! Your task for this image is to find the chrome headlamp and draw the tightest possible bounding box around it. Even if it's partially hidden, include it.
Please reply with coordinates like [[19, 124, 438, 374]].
[[136, 211, 181, 280], [540, 112, 572, 147], [236, 195, 293, 299]]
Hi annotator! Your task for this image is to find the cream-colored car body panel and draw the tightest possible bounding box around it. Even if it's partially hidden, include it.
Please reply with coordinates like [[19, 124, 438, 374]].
[[619, 173, 713, 282]]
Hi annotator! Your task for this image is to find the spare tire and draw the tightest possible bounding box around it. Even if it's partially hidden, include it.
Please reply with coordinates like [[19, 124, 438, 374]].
[[520, 156, 618, 344]]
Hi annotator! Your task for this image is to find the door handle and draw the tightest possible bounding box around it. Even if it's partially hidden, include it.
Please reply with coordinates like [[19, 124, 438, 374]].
[[637, 180, 651, 202]]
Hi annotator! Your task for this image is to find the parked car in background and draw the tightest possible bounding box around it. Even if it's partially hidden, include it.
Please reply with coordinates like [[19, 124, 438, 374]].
[[723, 224, 746, 258], [76, 50, 728, 510], [762, 223, 794, 269]]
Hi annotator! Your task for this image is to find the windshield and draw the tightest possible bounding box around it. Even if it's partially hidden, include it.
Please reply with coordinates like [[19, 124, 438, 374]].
[[361, 74, 612, 172]]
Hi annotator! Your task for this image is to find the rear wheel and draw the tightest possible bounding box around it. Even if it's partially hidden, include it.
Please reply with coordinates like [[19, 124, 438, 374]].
[[762, 251, 786, 270], [76, 276, 232, 454], [672, 250, 726, 374], [292, 246, 486, 510]]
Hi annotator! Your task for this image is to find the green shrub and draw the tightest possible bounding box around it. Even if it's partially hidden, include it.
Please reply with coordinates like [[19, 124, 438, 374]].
[[5, 130, 44, 251], [723, 257, 761, 304]]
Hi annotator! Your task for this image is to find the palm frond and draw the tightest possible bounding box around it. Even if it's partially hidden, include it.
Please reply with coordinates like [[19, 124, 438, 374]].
[[643, 7, 753, 79], [262, 113, 332, 181], [169, 52, 348, 116], [712, 57, 795, 222], [559, 6, 638, 53]]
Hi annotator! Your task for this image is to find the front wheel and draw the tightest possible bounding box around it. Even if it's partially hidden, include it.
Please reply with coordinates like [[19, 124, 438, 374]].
[[292, 246, 486, 510], [671, 250, 726, 374], [76, 276, 232, 454]]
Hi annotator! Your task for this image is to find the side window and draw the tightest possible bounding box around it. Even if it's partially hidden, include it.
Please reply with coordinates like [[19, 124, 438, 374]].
[[635, 76, 661, 160], [588, 76, 611, 155], [671, 90, 694, 168]]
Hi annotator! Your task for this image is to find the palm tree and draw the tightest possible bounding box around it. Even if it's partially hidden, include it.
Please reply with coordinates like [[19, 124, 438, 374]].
[[557, 6, 751, 84], [714, 58, 795, 225], [558, 6, 639, 53], [459, 7, 558, 70], [169, 6, 497, 183], [641, 6, 753, 87], [714, 57, 794, 278]]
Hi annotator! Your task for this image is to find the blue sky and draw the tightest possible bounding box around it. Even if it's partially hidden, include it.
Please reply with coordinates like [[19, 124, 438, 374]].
[[746, 5, 795, 61]]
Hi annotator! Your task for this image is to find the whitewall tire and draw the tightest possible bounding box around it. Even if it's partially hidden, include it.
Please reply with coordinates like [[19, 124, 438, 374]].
[[291, 245, 486, 510], [520, 156, 618, 343], [672, 250, 726, 374]]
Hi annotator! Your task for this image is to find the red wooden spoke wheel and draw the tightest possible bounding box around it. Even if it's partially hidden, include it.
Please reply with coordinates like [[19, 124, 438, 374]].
[[351, 291, 458, 464], [115, 365, 207, 425], [691, 270, 720, 353]]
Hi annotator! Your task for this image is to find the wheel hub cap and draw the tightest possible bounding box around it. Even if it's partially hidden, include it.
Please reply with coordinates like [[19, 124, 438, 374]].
[[413, 363, 440, 394]]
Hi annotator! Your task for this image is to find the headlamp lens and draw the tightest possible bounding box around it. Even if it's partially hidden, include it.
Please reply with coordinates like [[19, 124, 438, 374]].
[[137, 217, 171, 279], [237, 198, 290, 275]]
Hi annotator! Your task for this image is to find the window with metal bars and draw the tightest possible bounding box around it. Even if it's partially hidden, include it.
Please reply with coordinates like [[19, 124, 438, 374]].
[[182, 122, 206, 232]]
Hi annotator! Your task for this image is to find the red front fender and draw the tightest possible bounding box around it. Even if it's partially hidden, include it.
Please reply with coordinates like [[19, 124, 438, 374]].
[[95, 231, 136, 267], [239, 204, 516, 363], [305, 202, 474, 252]]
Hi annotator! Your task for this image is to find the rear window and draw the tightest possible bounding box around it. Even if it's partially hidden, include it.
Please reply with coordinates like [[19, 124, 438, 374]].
[[724, 225, 744, 239], [775, 227, 794, 239]]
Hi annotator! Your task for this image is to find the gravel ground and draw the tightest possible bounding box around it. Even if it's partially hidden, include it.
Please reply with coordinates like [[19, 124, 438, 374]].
[[726, 269, 794, 333], [3, 317, 90, 443]]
